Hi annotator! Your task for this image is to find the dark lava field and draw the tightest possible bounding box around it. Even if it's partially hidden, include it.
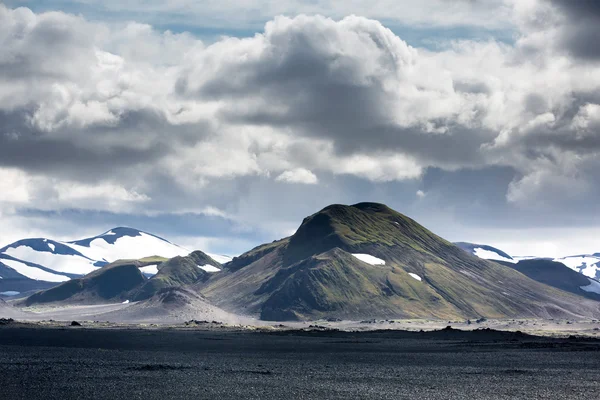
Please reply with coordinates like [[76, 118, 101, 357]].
[[1, 325, 599, 399]]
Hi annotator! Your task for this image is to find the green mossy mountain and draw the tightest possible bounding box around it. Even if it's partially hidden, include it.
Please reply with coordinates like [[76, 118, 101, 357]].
[[23, 261, 147, 306], [23, 251, 222, 305], [200, 202, 600, 321], [130, 251, 221, 301]]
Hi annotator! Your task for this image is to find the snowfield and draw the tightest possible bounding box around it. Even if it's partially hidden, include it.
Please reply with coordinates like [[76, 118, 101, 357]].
[[0, 259, 70, 282], [352, 254, 386, 266], [580, 278, 600, 295], [554, 256, 600, 279], [69, 231, 190, 262], [473, 248, 516, 264], [4, 246, 98, 275]]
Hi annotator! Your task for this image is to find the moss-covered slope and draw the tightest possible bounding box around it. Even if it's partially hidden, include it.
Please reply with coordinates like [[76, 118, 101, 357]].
[[131, 251, 221, 301], [24, 261, 147, 305]]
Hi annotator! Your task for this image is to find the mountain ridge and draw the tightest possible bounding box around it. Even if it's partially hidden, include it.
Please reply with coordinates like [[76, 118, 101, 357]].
[[0, 227, 209, 296], [23, 250, 224, 306]]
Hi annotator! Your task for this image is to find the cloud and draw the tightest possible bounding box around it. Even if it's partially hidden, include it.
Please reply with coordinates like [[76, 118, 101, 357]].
[[276, 168, 318, 184], [1, 3, 600, 252], [547, 0, 600, 60]]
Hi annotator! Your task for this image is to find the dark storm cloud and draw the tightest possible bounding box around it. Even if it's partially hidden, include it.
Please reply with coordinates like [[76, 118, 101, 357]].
[[549, 0, 600, 19], [548, 0, 600, 60]]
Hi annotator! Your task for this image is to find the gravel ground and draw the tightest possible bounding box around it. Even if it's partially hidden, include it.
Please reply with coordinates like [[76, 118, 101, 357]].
[[1, 325, 599, 399]]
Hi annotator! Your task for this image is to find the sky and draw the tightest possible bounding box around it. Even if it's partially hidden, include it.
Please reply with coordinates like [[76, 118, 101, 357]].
[[1, 0, 600, 258]]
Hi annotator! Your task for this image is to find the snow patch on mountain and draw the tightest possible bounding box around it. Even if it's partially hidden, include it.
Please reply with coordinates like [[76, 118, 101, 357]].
[[454, 242, 516, 264], [4, 246, 98, 275], [352, 254, 385, 266], [68, 228, 189, 262], [408, 273, 422, 281], [198, 264, 221, 273], [473, 248, 516, 264], [553, 256, 600, 279], [0, 259, 70, 282], [580, 278, 600, 295], [139, 264, 159, 276]]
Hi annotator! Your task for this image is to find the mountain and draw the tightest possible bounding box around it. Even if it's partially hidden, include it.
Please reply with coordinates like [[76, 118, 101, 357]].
[[130, 251, 223, 301], [23, 260, 149, 306], [456, 242, 600, 301], [496, 259, 600, 301], [24, 251, 223, 306], [456, 241, 600, 280], [0, 227, 228, 295], [199, 203, 600, 321]]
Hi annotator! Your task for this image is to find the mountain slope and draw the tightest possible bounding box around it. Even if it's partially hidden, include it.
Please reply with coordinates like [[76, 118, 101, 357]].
[[23, 260, 149, 306], [130, 251, 222, 301], [200, 202, 600, 321], [497, 259, 600, 302], [94, 287, 241, 324]]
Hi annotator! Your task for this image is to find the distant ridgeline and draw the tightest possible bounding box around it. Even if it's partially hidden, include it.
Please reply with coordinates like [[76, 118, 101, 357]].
[[0, 227, 229, 297]]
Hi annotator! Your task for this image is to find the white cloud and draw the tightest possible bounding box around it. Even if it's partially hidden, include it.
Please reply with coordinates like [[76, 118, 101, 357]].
[[276, 168, 318, 184], [0, 168, 30, 204]]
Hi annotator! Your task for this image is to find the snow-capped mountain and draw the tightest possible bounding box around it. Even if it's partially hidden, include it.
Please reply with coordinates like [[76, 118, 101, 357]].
[[0, 227, 231, 295], [456, 242, 600, 287], [455, 241, 600, 298]]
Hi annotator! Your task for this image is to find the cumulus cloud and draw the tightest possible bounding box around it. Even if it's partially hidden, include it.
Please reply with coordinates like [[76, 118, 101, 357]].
[[1, 2, 600, 249], [276, 169, 318, 184]]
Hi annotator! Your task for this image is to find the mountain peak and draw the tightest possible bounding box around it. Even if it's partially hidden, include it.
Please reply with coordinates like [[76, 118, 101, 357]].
[[284, 202, 449, 265], [350, 202, 394, 214]]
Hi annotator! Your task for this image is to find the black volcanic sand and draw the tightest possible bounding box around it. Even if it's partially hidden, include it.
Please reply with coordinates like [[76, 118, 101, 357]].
[[1, 325, 600, 399]]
